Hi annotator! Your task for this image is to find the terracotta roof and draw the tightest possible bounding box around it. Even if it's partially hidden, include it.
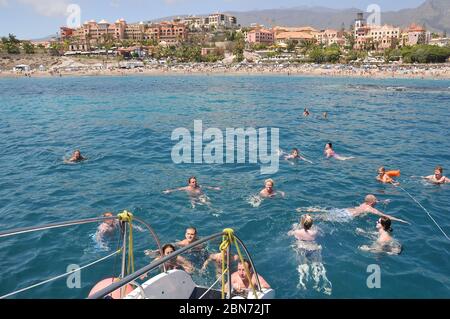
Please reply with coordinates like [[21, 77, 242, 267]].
[[276, 31, 315, 40]]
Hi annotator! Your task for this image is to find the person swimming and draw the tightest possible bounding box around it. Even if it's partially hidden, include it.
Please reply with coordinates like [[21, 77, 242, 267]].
[[423, 166, 450, 184], [298, 195, 409, 224], [67, 150, 86, 163], [200, 250, 239, 278], [288, 214, 318, 242], [142, 244, 194, 279], [323, 112, 328, 120], [288, 215, 332, 295], [95, 212, 119, 243], [163, 176, 220, 208], [259, 179, 285, 198], [324, 143, 354, 161], [359, 217, 402, 255], [164, 176, 220, 195], [303, 108, 310, 117], [376, 167, 400, 186], [284, 148, 313, 164]]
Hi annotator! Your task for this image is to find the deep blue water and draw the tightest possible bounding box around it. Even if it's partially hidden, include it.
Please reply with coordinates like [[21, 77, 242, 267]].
[[0, 75, 449, 299]]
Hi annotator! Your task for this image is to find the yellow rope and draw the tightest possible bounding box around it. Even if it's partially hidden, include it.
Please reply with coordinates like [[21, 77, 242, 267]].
[[219, 228, 258, 299], [118, 210, 134, 275]]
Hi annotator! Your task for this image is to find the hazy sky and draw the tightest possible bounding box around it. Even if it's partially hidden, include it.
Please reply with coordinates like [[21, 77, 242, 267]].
[[0, 0, 426, 39]]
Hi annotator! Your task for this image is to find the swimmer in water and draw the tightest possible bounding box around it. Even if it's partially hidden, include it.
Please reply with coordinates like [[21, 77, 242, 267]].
[[423, 166, 450, 184], [323, 112, 328, 120], [259, 179, 285, 198], [376, 167, 400, 186], [142, 244, 194, 279], [359, 217, 402, 255], [67, 149, 86, 163], [288, 215, 332, 294], [324, 143, 354, 161], [175, 227, 198, 248], [163, 176, 220, 195], [284, 148, 313, 164], [299, 195, 409, 224], [201, 250, 239, 278], [303, 108, 310, 117], [95, 212, 119, 242], [227, 259, 271, 297], [288, 214, 317, 241]]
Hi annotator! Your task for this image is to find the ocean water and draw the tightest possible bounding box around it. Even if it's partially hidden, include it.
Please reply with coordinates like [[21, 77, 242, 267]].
[[0, 75, 449, 299]]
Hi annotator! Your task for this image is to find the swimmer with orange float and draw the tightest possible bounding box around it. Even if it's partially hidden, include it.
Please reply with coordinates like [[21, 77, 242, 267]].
[[376, 167, 400, 186]]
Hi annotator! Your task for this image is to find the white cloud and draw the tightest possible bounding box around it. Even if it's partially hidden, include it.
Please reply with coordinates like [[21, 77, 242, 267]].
[[17, 0, 70, 17]]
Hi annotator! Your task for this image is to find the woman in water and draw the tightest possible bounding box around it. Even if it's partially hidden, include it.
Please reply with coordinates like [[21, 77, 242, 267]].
[[288, 215, 332, 295], [142, 244, 194, 279], [284, 148, 313, 164], [359, 217, 402, 255], [66, 149, 86, 163], [324, 143, 354, 161]]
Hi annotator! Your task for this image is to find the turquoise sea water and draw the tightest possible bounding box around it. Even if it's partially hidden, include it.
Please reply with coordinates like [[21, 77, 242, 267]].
[[0, 75, 449, 299]]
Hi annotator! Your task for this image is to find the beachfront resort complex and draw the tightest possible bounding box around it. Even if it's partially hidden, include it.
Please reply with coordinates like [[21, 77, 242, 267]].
[[1, 8, 449, 77]]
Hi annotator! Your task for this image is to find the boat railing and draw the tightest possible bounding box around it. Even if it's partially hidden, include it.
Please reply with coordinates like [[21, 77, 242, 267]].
[[88, 230, 264, 299]]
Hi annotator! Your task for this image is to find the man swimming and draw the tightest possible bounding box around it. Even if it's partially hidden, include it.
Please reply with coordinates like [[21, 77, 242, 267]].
[[376, 167, 400, 186], [303, 108, 310, 117], [259, 179, 285, 198], [348, 195, 408, 223], [163, 176, 220, 195], [324, 143, 354, 161], [229, 260, 271, 296], [424, 166, 450, 184], [67, 150, 86, 163], [201, 250, 239, 277], [298, 195, 409, 224]]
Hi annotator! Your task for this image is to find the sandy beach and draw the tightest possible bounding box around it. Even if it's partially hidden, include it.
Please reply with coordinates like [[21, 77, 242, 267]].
[[1, 55, 449, 79]]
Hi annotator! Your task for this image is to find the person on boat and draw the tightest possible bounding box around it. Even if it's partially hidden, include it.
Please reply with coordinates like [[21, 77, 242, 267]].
[[299, 195, 409, 224], [376, 167, 400, 186], [200, 250, 239, 277], [229, 260, 271, 296], [303, 108, 310, 117], [288, 214, 317, 241], [424, 166, 450, 184], [95, 212, 119, 242], [163, 176, 220, 196], [284, 148, 312, 163], [324, 143, 354, 161], [67, 149, 86, 163], [259, 179, 285, 198], [154, 244, 194, 274], [359, 217, 402, 255]]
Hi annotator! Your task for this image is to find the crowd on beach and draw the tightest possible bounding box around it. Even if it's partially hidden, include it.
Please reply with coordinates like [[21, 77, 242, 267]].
[[2, 60, 450, 79]]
